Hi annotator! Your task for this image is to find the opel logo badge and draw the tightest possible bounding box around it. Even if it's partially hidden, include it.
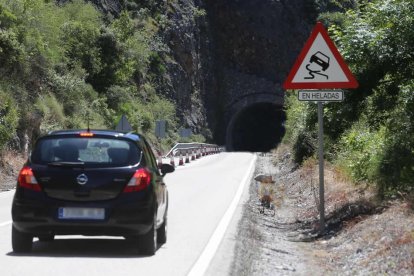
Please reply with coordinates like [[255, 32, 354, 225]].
[[76, 174, 88, 185]]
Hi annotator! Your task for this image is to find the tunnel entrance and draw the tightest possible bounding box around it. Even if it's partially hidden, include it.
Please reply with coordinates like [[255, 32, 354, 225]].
[[227, 103, 285, 152]]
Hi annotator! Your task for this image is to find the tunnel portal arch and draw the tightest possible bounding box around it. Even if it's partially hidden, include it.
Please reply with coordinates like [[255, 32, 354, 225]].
[[225, 94, 285, 152]]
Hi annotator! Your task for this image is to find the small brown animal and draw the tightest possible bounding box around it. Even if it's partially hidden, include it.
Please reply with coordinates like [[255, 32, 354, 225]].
[[260, 195, 273, 214]]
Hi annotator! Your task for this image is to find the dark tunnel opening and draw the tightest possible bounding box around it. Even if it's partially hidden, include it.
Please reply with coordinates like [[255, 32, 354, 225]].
[[228, 103, 286, 152]]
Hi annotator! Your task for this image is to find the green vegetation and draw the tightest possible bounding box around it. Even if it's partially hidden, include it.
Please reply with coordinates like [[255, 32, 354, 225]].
[[0, 90, 18, 150], [284, 0, 414, 197], [192, 6, 206, 19], [0, 0, 181, 154]]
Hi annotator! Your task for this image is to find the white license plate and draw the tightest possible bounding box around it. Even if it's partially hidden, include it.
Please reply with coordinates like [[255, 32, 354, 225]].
[[58, 207, 105, 220]]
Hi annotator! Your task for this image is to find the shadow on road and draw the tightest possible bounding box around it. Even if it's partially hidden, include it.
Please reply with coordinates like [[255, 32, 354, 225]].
[[6, 238, 163, 258]]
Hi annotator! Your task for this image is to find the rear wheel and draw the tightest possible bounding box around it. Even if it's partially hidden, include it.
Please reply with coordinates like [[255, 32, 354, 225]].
[[157, 217, 167, 245], [138, 216, 157, 256], [12, 226, 33, 253]]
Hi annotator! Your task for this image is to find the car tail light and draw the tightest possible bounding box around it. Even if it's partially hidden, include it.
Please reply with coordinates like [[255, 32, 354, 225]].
[[123, 168, 151, 193], [18, 167, 41, 191], [80, 132, 94, 137]]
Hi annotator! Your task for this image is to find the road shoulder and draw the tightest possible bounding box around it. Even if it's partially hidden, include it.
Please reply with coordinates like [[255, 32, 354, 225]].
[[228, 152, 321, 275]]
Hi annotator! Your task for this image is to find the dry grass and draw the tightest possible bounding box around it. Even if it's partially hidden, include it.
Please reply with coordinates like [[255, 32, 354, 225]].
[[272, 184, 285, 209], [0, 150, 26, 191], [395, 231, 414, 246], [268, 146, 414, 274], [1, 150, 26, 171]]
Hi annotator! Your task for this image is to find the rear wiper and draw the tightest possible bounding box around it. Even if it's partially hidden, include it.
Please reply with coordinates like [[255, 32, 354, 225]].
[[47, 161, 85, 168]]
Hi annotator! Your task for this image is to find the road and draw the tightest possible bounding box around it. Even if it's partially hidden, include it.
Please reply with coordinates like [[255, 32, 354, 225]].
[[0, 152, 256, 276]]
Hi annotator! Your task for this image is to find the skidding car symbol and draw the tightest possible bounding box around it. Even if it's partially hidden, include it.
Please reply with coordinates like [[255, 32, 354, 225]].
[[310, 51, 330, 71], [305, 51, 330, 79]]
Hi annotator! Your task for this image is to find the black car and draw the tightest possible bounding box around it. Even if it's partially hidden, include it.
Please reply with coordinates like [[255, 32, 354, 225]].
[[11, 129, 174, 255]]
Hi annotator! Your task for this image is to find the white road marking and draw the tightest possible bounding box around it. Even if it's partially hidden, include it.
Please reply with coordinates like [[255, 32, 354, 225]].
[[187, 154, 257, 276], [0, 220, 12, 227], [0, 189, 15, 198]]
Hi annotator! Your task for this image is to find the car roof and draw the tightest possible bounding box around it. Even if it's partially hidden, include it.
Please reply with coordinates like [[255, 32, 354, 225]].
[[45, 129, 142, 142]]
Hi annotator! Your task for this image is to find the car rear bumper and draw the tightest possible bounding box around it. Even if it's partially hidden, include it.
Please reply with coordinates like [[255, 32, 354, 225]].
[[12, 194, 156, 237]]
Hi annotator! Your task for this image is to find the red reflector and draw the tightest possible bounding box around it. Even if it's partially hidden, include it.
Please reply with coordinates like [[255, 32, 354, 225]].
[[80, 132, 94, 137], [18, 167, 41, 191], [123, 168, 151, 193]]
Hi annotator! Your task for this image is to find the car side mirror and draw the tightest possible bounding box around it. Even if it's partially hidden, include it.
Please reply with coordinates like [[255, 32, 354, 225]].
[[160, 164, 175, 175]]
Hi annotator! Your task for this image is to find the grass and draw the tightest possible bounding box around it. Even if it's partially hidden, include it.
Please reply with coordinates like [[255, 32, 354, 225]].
[[268, 144, 414, 274]]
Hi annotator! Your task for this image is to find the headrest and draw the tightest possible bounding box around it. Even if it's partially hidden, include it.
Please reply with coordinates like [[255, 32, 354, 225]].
[[107, 148, 129, 164]]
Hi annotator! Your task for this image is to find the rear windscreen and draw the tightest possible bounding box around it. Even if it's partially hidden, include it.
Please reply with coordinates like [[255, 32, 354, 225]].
[[31, 137, 142, 167]]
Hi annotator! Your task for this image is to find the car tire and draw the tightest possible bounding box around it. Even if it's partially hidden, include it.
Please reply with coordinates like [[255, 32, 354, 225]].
[[157, 217, 167, 245], [38, 235, 55, 242], [12, 225, 33, 253], [138, 215, 157, 256], [157, 218, 168, 244], [157, 191, 168, 245]]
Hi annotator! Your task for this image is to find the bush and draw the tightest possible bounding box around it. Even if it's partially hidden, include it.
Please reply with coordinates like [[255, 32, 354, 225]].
[[35, 93, 66, 133], [378, 80, 414, 195], [336, 121, 386, 183], [283, 93, 317, 164], [106, 85, 135, 109], [283, 93, 307, 144], [47, 68, 111, 130], [293, 132, 317, 164], [60, 21, 102, 76], [0, 90, 18, 150], [0, 29, 25, 74], [118, 94, 177, 136], [283, 0, 414, 198], [179, 134, 206, 144], [0, 0, 188, 156]]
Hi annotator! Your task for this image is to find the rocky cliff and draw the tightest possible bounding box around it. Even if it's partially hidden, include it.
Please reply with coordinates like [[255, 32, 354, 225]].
[[204, 0, 317, 143], [67, 0, 319, 144], [161, 0, 216, 137], [159, 0, 318, 144]]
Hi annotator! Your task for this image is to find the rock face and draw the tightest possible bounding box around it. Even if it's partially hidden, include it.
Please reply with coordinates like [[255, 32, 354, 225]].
[[157, 0, 318, 145], [162, 0, 217, 137], [63, 0, 318, 146], [206, 0, 317, 83], [160, 0, 318, 145], [204, 0, 317, 144]]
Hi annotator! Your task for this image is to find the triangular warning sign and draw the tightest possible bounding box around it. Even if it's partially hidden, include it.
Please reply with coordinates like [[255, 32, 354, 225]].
[[283, 22, 358, 90], [115, 114, 132, 132]]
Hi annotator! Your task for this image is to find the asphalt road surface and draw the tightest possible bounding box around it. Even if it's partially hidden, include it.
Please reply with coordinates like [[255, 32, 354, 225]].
[[0, 152, 256, 276]]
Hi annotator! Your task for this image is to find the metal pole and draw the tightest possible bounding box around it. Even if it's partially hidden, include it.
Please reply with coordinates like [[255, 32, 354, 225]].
[[318, 101, 325, 234]]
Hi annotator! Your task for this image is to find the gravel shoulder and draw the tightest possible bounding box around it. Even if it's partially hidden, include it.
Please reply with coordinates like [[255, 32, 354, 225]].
[[230, 152, 322, 275], [0, 151, 25, 192], [230, 146, 414, 275]]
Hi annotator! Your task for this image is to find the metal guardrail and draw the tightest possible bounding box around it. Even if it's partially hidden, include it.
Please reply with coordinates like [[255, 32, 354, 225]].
[[163, 143, 224, 158], [157, 143, 224, 167]]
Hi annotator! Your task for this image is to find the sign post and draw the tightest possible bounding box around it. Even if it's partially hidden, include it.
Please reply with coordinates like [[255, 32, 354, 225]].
[[283, 22, 359, 234], [317, 101, 325, 231]]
